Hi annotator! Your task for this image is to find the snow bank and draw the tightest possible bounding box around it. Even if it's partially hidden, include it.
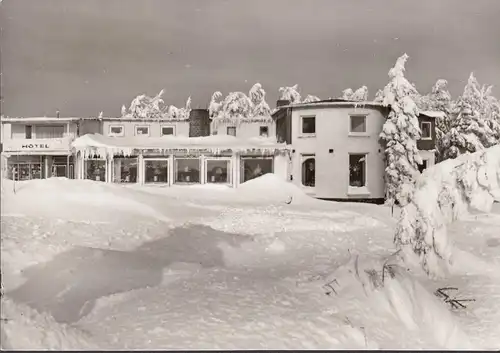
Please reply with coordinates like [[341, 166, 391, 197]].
[[1, 298, 98, 350], [319, 256, 475, 350], [236, 173, 311, 203]]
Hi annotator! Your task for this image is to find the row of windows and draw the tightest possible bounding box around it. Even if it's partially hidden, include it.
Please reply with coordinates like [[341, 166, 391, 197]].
[[299, 115, 433, 139], [84, 157, 273, 185], [14, 125, 66, 139], [222, 125, 269, 137], [108, 125, 175, 137]]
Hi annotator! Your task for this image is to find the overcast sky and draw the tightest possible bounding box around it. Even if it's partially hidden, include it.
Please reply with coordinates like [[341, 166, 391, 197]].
[[1, 0, 499, 117]]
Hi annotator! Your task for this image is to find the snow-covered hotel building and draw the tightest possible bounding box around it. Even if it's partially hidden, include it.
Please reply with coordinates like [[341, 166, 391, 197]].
[[272, 98, 438, 203]]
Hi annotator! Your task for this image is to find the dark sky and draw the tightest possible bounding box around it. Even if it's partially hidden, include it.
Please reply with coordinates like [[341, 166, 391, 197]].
[[1, 0, 499, 117]]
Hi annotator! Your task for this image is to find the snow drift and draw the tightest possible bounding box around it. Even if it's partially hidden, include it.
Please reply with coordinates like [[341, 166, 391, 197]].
[[237, 173, 311, 203]]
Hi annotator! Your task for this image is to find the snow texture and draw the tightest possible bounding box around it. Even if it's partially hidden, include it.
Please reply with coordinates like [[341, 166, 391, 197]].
[[395, 144, 500, 277], [341, 86, 369, 102], [120, 90, 191, 121], [379, 54, 423, 206]]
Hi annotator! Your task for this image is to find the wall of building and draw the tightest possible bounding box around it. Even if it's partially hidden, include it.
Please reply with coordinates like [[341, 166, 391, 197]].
[[289, 105, 387, 200], [211, 120, 276, 139], [101, 119, 190, 138], [1, 122, 78, 141]]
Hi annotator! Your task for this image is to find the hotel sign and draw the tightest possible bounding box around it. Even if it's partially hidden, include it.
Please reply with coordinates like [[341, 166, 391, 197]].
[[3, 138, 72, 152]]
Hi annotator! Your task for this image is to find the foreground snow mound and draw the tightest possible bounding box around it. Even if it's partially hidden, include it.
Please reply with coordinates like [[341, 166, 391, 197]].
[[237, 173, 311, 202], [1, 298, 98, 350], [320, 256, 475, 350]]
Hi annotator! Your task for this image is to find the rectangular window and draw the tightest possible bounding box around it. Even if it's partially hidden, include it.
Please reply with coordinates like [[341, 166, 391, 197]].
[[135, 125, 150, 136], [144, 159, 169, 183], [350, 115, 367, 133], [175, 158, 201, 184], [206, 159, 231, 184], [109, 125, 124, 137], [85, 159, 106, 182], [34, 125, 64, 139], [113, 157, 138, 183], [161, 126, 175, 136], [301, 116, 316, 134], [259, 126, 269, 137], [420, 122, 432, 140], [240, 157, 273, 183], [25, 125, 32, 139], [349, 154, 367, 187], [227, 126, 236, 136]]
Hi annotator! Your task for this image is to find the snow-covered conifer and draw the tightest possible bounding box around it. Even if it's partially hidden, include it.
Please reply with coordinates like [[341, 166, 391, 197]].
[[441, 74, 500, 159], [209, 91, 223, 119], [249, 83, 272, 117], [303, 95, 321, 103], [379, 54, 422, 206], [341, 88, 354, 100]]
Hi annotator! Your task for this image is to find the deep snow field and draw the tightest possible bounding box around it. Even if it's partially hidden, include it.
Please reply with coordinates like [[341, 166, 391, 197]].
[[1, 175, 500, 350]]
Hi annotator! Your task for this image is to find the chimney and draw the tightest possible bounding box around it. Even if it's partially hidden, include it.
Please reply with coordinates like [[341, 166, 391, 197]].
[[56, 110, 60, 119], [276, 99, 290, 108]]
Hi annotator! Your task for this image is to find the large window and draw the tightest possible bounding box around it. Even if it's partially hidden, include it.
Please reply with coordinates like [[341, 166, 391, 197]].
[[301, 116, 316, 134], [349, 154, 367, 187], [301, 156, 315, 187], [175, 158, 200, 183], [420, 122, 432, 140], [135, 125, 150, 136], [161, 126, 175, 136], [144, 159, 169, 183], [109, 125, 124, 137], [227, 126, 236, 136], [206, 159, 231, 184], [113, 158, 138, 183], [51, 156, 74, 178], [241, 157, 273, 183], [35, 125, 64, 139], [85, 159, 106, 182], [9, 158, 43, 180], [350, 115, 367, 134]]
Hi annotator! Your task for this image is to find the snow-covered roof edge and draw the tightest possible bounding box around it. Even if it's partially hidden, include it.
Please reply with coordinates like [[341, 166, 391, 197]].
[[274, 100, 387, 110], [0, 116, 98, 122], [419, 111, 446, 119]]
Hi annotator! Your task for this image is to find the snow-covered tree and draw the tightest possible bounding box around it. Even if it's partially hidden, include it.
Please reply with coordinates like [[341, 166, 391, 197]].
[[340, 86, 368, 102], [374, 89, 384, 103], [249, 83, 272, 117], [221, 92, 253, 119], [303, 94, 321, 103], [120, 105, 127, 117], [125, 89, 165, 119], [209, 91, 223, 119], [278, 84, 301, 104], [379, 54, 423, 206], [395, 144, 500, 277], [441, 74, 500, 159]]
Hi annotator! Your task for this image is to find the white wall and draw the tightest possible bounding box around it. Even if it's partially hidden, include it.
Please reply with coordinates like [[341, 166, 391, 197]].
[[211, 120, 276, 139], [290, 105, 387, 199], [102, 120, 190, 138]]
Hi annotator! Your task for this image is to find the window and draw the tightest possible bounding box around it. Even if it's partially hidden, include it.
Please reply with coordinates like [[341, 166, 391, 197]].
[[418, 160, 428, 173], [135, 125, 150, 136], [350, 115, 367, 134], [420, 122, 432, 140], [144, 159, 168, 183], [206, 159, 231, 184], [109, 125, 124, 137], [85, 159, 106, 182], [227, 126, 236, 136], [113, 158, 138, 183], [161, 126, 175, 136], [301, 156, 315, 187], [25, 125, 32, 139], [35, 125, 64, 139], [301, 116, 316, 134], [175, 158, 200, 183], [259, 126, 269, 137], [349, 154, 367, 187], [241, 157, 273, 183]]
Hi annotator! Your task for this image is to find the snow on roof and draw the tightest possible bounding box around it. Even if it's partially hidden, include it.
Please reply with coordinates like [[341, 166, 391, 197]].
[[274, 100, 386, 111], [71, 133, 289, 157], [419, 111, 446, 119], [0, 117, 93, 123]]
